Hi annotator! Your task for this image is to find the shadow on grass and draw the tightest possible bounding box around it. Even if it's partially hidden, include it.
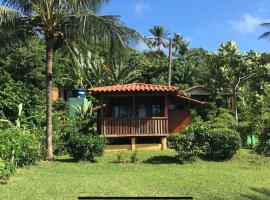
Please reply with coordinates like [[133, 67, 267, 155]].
[[242, 187, 270, 200], [143, 155, 178, 164], [53, 157, 99, 163], [53, 157, 76, 163]]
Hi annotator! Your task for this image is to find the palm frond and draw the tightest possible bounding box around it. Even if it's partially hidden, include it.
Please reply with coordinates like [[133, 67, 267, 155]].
[[0, 6, 20, 24], [2, 0, 33, 15], [259, 31, 270, 40], [260, 22, 270, 27], [66, 13, 141, 58]]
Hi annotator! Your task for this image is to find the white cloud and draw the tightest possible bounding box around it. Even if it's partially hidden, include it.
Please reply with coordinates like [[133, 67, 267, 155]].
[[134, 2, 151, 15], [229, 14, 263, 34]]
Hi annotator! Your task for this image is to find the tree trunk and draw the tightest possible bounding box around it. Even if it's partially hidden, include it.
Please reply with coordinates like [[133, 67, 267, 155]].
[[168, 39, 173, 86], [45, 39, 54, 161], [232, 92, 238, 124]]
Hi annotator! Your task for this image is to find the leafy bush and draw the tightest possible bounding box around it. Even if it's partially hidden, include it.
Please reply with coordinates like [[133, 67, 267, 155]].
[[207, 108, 235, 129], [130, 150, 139, 163], [195, 103, 217, 121], [0, 128, 40, 166], [255, 116, 270, 156], [115, 151, 130, 163], [53, 111, 75, 155], [256, 132, 270, 156], [114, 150, 139, 163], [181, 122, 210, 148], [168, 134, 200, 163], [53, 98, 66, 111], [0, 159, 16, 184], [67, 133, 107, 162], [169, 123, 241, 162], [203, 128, 242, 160]]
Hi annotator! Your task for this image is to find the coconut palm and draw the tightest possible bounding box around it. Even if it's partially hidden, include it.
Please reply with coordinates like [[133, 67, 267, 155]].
[[148, 25, 170, 51], [172, 33, 189, 56], [259, 22, 270, 40], [0, 0, 140, 160]]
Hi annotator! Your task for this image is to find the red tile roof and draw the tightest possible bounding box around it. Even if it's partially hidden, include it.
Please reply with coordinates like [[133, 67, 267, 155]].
[[89, 83, 204, 106], [89, 83, 179, 93]]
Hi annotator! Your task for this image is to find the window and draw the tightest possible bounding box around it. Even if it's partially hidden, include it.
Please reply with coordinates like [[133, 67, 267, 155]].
[[138, 104, 147, 118], [105, 97, 133, 118], [152, 104, 162, 116], [136, 96, 164, 118]]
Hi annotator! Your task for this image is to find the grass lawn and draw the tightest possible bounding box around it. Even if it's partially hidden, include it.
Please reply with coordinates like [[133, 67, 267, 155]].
[[0, 149, 270, 200]]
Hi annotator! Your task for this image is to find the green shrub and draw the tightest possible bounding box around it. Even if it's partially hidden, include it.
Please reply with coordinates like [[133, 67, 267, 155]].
[[207, 108, 235, 129], [130, 150, 139, 163], [53, 111, 76, 155], [67, 133, 107, 162], [256, 132, 270, 156], [195, 103, 217, 121], [169, 123, 241, 162], [203, 128, 242, 160], [168, 134, 200, 163], [0, 159, 16, 184], [115, 151, 130, 163], [0, 128, 40, 166], [181, 122, 210, 148], [114, 150, 139, 163]]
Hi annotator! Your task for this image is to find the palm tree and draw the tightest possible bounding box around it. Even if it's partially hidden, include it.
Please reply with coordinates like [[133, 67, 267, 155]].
[[148, 25, 170, 51], [259, 22, 270, 40], [172, 33, 189, 56], [0, 0, 140, 160]]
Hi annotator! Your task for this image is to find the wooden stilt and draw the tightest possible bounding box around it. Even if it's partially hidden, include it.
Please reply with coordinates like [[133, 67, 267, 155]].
[[131, 137, 136, 150], [161, 137, 167, 150]]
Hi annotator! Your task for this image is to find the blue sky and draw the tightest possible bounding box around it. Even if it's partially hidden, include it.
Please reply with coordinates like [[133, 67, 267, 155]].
[[101, 0, 270, 52]]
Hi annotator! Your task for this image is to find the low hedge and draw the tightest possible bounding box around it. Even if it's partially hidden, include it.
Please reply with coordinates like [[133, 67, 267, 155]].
[[67, 133, 107, 162], [168, 134, 201, 163], [168, 123, 242, 162], [203, 128, 242, 160]]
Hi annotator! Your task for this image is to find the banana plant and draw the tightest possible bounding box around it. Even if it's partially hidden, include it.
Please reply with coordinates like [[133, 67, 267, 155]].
[[0, 103, 40, 128], [72, 100, 97, 133]]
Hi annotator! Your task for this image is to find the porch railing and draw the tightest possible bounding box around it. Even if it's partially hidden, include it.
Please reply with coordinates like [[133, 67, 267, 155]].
[[101, 118, 169, 137]]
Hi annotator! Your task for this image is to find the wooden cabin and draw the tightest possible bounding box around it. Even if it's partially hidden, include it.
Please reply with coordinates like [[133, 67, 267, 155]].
[[89, 83, 203, 150]]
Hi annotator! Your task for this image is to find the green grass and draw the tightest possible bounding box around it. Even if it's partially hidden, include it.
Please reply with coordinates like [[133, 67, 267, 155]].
[[1, 149, 270, 200]]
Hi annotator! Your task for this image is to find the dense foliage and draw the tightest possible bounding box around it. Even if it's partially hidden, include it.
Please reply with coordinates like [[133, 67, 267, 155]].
[[0, 159, 16, 184], [168, 123, 242, 162], [203, 128, 242, 160], [67, 133, 107, 162], [168, 134, 201, 163], [0, 128, 41, 167]]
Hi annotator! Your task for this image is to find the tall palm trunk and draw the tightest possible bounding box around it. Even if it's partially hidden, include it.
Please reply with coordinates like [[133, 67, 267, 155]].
[[45, 39, 54, 160]]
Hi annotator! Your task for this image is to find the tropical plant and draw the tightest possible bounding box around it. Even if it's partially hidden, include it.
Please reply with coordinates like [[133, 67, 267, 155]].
[[0, 103, 40, 129], [73, 100, 97, 133], [0, 128, 40, 166], [0, 0, 141, 160], [208, 41, 270, 123], [148, 25, 170, 51], [172, 33, 189, 56], [259, 22, 270, 40], [0, 159, 16, 184]]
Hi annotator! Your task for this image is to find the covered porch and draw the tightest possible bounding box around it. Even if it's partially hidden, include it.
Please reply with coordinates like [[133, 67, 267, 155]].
[[99, 95, 169, 137]]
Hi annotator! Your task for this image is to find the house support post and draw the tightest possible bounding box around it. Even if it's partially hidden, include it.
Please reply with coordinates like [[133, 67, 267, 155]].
[[161, 137, 167, 150], [131, 137, 136, 150]]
